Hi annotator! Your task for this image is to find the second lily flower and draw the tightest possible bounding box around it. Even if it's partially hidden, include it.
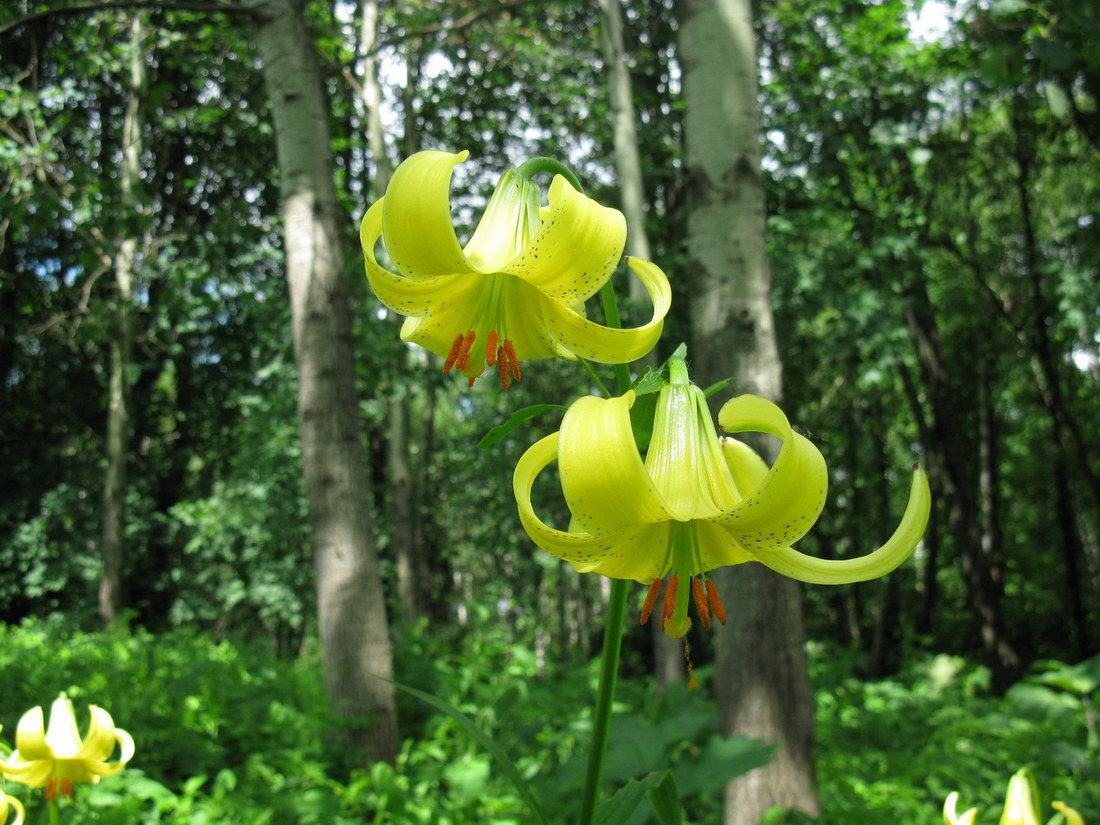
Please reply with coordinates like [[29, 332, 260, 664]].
[[514, 359, 932, 638], [360, 151, 671, 388]]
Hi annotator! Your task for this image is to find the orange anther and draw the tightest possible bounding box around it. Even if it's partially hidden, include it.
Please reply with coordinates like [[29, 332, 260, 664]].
[[660, 575, 679, 629], [706, 579, 726, 625], [455, 330, 477, 372], [504, 339, 521, 381], [45, 777, 73, 800], [640, 578, 663, 625], [443, 333, 465, 374], [486, 330, 499, 365], [692, 577, 711, 630]]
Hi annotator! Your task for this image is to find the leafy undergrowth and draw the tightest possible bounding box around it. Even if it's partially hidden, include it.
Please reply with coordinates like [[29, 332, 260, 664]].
[[0, 618, 1095, 824], [812, 646, 1099, 824]]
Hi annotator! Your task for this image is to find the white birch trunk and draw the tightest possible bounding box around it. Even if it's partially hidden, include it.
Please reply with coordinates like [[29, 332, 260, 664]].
[[99, 13, 145, 626], [678, 0, 819, 821]]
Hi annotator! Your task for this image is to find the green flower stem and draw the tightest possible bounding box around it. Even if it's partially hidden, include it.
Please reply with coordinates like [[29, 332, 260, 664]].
[[47, 799, 59, 825], [578, 578, 630, 825], [599, 279, 634, 396], [515, 157, 585, 194], [578, 259, 634, 825]]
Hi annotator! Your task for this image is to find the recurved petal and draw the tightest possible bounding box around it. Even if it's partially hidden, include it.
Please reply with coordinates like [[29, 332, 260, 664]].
[[513, 432, 652, 574], [569, 522, 669, 582], [12, 706, 50, 761], [381, 150, 477, 279], [753, 466, 931, 584], [1051, 801, 1084, 825], [558, 393, 671, 533], [1, 792, 25, 825], [75, 707, 120, 762], [362, 199, 465, 317], [714, 394, 828, 550], [503, 175, 626, 305], [944, 793, 980, 825], [0, 755, 52, 788], [540, 257, 671, 364]]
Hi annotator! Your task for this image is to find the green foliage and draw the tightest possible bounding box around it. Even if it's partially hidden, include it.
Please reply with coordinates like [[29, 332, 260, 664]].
[[813, 650, 1099, 823]]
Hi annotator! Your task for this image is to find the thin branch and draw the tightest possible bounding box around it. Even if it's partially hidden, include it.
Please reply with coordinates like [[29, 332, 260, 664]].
[[0, 0, 255, 37], [368, 0, 542, 55]]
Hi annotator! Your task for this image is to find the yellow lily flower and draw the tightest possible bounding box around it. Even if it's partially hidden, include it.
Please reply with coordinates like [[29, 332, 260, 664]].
[[0, 791, 24, 825], [943, 770, 1086, 825], [360, 150, 671, 388], [0, 695, 134, 799], [513, 362, 930, 638]]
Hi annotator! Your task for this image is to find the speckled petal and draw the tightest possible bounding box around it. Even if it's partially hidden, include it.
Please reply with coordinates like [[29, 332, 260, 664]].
[[573, 522, 669, 582], [381, 150, 477, 279], [502, 175, 626, 305], [540, 257, 670, 364], [753, 466, 930, 584], [361, 199, 466, 317], [558, 393, 672, 534], [714, 394, 829, 551], [513, 432, 647, 570]]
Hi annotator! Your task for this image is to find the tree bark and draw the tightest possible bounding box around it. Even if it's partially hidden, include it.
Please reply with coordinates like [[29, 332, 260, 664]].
[[251, 0, 398, 763], [99, 13, 145, 626], [679, 0, 819, 821], [902, 279, 1021, 691]]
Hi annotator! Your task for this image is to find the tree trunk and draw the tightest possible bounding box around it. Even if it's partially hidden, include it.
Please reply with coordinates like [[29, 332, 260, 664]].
[[597, 0, 652, 264], [679, 0, 819, 821], [902, 280, 1021, 691], [597, 0, 681, 685], [251, 0, 398, 763], [99, 13, 145, 626]]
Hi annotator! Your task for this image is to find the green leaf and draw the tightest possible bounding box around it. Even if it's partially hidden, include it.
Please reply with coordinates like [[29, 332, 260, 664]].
[[673, 734, 775, 797], [479, 404, 567, 448], [594, 773, 664, 825], [384, 678, 550, 825], [702, 377, 734, 398], [647, 772, 684, 825]]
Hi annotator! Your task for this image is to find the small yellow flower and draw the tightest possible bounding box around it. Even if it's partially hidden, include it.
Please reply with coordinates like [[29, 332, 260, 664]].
[[514, 361, 930, 638], [360, 150, 671, 388], [0, 695, 134, 799], [943, 770, 1086, 825]]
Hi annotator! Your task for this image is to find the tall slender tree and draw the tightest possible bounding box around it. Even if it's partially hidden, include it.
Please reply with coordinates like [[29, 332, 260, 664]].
[[100, 12, 147, 626], [678, 0, 818, 821], [251, 0, 398, 763]]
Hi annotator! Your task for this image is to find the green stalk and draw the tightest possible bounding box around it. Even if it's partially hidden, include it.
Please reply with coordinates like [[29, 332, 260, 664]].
[[516, 157, 584, 194], [578, 270, 634, 825], [578, 579, 630, 825]]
